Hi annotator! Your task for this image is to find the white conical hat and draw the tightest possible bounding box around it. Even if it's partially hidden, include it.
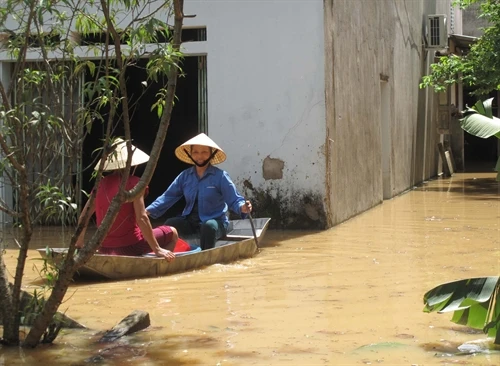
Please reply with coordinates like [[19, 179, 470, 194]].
[[94, 138, 150, 171], [174, 133, 226, 165]]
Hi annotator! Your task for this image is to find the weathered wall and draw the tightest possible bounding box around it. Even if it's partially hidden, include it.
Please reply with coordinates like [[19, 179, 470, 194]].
[[463, 3, 489, 37], [324, 0, 446, 226], [183, 1, 327, 229]]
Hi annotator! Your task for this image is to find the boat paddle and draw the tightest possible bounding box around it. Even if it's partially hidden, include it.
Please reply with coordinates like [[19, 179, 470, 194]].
[[245, 202, 259, 251]]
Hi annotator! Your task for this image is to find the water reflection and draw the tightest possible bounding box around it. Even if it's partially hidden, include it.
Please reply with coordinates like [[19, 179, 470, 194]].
[[1, 172, 499, 365]]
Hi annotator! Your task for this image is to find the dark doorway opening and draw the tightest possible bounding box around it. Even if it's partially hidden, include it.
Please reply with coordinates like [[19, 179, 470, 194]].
[[81, 56, 201, 219], [463, 88, 499, 172]]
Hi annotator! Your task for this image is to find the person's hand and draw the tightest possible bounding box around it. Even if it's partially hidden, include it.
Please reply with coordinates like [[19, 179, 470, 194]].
[[241, 200, 252, 214], [155, 248, 176, 262]]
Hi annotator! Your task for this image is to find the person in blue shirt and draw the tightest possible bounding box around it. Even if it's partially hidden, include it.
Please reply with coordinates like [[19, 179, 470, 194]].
[[146, 133, 252, 250]]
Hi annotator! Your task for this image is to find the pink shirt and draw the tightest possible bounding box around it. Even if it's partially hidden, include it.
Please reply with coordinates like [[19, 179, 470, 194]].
[[95, 174, 147, 248]]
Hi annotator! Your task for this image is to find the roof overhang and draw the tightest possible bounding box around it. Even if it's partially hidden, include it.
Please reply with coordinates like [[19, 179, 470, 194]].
[[449, 34, 478, 48]]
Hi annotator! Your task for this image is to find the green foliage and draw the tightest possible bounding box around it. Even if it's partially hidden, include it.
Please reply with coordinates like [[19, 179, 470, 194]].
[[20, 256, 64, 343], [420, 54, 472, 92], [36, 248, 60, 287], [21, 289, 48, 327], [151, 88, 168, 118], [461, 98, 500, 138], [421, 0, 500, 96], [35, 182, 78, 225], [423, 277, 500, 343]]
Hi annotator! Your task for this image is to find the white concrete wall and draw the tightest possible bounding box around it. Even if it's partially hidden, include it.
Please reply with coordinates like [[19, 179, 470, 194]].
[[183, 0, 327, 228]]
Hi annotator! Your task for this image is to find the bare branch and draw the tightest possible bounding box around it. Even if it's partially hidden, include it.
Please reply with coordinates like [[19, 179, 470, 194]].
[[0, 133, 24, 174], [128, 0, 184, 199], [8, 1, 37, 97], [0, 202, 20, 218]]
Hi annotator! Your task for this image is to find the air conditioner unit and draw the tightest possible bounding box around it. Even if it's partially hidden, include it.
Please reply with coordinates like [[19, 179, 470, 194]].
[[427, 14, 448, 49]]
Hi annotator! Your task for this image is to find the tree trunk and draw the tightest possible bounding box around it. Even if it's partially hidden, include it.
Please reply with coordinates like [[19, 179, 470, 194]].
[[22, 258, 76, 347], [23, 197, 125, 346], [22, 1, 185, 346], [0, 253, 16, 344], [2, 168, 33, 345]]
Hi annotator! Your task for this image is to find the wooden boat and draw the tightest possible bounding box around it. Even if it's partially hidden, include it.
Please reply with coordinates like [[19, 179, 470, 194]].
[[37, 217, 271, 281]]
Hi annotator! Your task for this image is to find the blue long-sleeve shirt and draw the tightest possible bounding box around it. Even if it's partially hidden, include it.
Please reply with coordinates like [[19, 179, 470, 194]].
[[146, 165, 246, 226]]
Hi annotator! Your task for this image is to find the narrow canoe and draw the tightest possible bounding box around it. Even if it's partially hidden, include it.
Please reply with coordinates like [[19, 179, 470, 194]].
[[37, 217, 271, 281]]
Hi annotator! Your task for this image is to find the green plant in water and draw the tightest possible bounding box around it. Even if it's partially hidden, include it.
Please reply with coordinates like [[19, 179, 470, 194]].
[[18, 254, 65, 343], [423, 276, 500, 345], [35, 182, 78, 225]]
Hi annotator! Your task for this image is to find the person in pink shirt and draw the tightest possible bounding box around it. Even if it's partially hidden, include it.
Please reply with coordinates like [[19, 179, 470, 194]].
[[76, 138, 177, 260]]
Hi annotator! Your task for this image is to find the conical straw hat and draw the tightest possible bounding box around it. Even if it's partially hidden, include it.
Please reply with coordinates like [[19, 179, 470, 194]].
[[174, 133, 226, 165], [94, 138, 150, 171]]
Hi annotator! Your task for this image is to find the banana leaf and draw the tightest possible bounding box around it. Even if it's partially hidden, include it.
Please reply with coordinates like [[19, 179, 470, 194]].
[[460, 98, 500, 180], [473, 98, 494, 119], [460, 109, 500, 139], [423, 277, 500, 343]]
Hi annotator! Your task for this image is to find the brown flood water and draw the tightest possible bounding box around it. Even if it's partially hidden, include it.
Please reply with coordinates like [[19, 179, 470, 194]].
[[1, 172, 499, 365]]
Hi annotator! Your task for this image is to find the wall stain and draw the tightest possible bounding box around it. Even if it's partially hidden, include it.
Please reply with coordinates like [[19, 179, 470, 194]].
[[239, 179, 326, 230], [262, 156, 285, 180]]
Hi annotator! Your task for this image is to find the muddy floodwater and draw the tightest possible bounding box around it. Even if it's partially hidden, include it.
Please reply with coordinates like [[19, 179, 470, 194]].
[[1, 172, 499, 365]]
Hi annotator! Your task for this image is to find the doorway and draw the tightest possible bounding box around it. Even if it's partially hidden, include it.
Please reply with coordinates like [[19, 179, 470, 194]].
[[81, 56, 204, 218], [463, 88, 499, 172]]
